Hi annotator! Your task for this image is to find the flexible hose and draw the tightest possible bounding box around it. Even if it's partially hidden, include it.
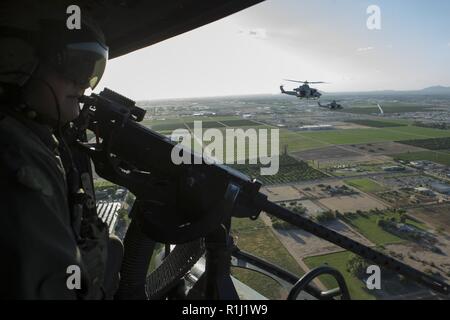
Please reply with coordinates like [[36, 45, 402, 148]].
[[115, 216, 156, 300]]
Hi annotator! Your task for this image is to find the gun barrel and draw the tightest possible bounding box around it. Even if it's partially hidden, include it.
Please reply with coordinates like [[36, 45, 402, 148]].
[[254, 195, 450, 296]]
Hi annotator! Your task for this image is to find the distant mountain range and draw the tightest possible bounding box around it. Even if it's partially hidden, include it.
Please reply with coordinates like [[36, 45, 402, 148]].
[[418, 86, 450, 94], [330, 86, 450, 96]]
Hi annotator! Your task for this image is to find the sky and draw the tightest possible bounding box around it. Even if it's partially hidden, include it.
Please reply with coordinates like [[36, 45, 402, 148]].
[[96, 0, 450, 100]]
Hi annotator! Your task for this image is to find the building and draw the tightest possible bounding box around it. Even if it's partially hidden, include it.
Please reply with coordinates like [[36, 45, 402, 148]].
[[382, 166, 406, 172], [97, 201, 122, 234], [430, 182, 450, 195], [298, 124, 334, 131], [95, 190, 109, 200], [409, 161, 426, 169], [115, 188, 127, 200], [414, 187, 435, 197]]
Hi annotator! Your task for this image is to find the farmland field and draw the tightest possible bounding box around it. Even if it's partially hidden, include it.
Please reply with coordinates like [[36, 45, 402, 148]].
[[397, 137, 450, 150], [393, 150, 450, 166], [345, 178, 387, 193], [231, 217, 304, 299], [231, 154, 328, 185], [147, 122, 189, 131], [185, 121, 225, 129], [344, 119, 407, 128], [342, 105, 433, 115], [144, 116, 265, 131], [144, 117, 450, 156], [341, 212, 407, 245], [409, 204, 450, 233], [318, 194, 388, 213], [279, 129, 331, 152], [220, 119, 262, 127], [304, 251, 376, 300], [296, 126, 450, 147], [275, 126, 450, 153]]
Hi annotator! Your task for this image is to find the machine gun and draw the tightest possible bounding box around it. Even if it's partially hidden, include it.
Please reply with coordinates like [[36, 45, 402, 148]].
[[76, 88, 449, 300]]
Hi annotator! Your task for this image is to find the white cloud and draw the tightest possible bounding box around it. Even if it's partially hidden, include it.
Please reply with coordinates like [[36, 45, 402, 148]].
[[356, 46, 374, 52]]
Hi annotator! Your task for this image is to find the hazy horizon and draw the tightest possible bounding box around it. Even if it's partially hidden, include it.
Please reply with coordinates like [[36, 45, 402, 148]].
[[133, 85, 450, 103]]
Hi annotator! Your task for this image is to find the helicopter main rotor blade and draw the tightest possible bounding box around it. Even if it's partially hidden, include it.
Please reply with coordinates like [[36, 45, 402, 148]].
[[283, 79, 307, 83], [283, 79, 328, 84]]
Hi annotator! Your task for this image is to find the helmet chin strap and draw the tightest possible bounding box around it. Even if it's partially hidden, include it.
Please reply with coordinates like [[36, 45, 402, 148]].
[[0, 67, 78, 173], [0, 68, 63, 130]]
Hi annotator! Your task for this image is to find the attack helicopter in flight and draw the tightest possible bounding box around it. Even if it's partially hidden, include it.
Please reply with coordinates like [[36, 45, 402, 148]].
[[280, 79, 325, 99], [318, 100, 343, 110]]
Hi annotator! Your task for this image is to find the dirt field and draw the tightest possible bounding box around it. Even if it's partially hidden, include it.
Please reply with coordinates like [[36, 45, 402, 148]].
[[291, 141, 427, 165], [409, 204, 450, 234], [271, 218, 373, 259], [318, 194, 389, 213], [292, 145, 391, 165], [298, 200, 327, 217], [292, 146, 362, 161], [344, 141, 428, 156], [295, 181, 355, 199], [333, 123, 372, 130], [262, 185, 306, 202], [385, 239, 450, 283]]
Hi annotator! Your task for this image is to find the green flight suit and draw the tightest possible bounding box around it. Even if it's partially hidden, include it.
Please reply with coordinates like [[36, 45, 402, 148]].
[[0, 106, 107, 299]]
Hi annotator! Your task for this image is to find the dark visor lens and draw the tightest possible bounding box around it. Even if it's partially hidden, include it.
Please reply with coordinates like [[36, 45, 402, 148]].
[[63, 42, 108, 89]]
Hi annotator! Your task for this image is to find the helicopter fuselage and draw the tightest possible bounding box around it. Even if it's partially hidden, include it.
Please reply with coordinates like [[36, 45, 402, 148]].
[[318, 100, 343, 110], [280, 84, 321, 99]]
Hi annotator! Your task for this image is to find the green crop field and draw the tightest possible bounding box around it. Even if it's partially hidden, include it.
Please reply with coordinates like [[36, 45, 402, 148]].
[[345, 178, 387, 193], [341, 212, 418, 245], [304, 248, 423, 300], [93, 179, 117, 189], [220, 119, 263, 127], [279, 129, 332, 152], [231, 217, 304, 299], [345, 119, 407, 128], [299, 126, 450, 145], [143, 117, 450, 161], [397, 137, 450, 150], [342, 105, 433, 115], [185, 121, 225, 129], [231, 154, 328, 185], [146, 122, 188, 131], [282, 126, 450, 152], [304, 251, 376, 300], [393, 150, 450, 166], [142, 116, 264, 131]]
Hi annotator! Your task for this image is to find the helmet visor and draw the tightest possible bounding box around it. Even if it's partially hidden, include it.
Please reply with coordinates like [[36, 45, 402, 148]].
[[62, 41, 108, 89]]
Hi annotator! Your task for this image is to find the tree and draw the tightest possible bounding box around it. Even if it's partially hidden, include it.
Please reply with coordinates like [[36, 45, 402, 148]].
[[316, 211, 335, 223], [347, 254, 371, 278], [377, 218, 386, 227]]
